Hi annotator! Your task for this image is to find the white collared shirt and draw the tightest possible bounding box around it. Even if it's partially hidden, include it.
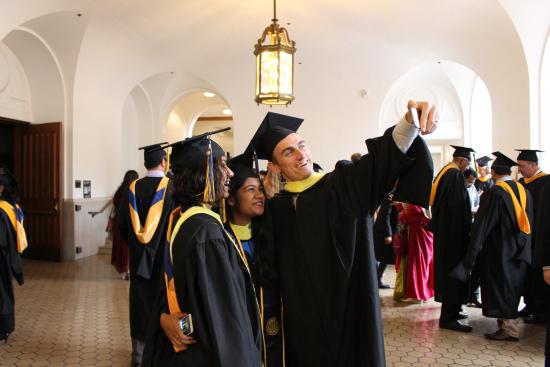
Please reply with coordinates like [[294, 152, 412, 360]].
[[146, 170, 165, 178]]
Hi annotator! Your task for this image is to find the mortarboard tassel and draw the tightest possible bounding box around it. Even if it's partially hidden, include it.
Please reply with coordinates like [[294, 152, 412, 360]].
[[203, 140, 216, 203], [220, 197, 227, 223]]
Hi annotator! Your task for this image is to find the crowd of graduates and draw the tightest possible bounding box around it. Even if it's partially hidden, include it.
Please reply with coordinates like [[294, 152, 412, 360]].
[[1, 100, 549, 367]]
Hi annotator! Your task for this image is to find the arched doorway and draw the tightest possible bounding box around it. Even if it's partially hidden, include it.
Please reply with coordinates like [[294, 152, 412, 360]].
[[380, 61, 492, 174]]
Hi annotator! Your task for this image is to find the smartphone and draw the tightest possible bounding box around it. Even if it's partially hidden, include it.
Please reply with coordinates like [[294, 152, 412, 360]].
[[409, 107, 420, 129], [179, 314, 194, 336]]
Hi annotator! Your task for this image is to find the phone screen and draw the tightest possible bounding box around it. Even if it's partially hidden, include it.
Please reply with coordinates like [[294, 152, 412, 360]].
[[179, 314, 194, 336]]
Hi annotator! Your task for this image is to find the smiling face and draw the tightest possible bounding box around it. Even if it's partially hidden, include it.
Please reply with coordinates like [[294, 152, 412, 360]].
[[270, 133, 313, 181], [229, 177, 265, 220], [218, 157, 234, 199]]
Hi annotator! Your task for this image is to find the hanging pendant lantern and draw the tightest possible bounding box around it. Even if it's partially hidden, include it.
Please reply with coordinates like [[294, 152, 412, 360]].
[[254, 0, 296, 106]]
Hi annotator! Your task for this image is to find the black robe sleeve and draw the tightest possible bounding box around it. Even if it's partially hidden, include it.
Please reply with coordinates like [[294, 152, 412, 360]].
[[329, 127, 433, 219]]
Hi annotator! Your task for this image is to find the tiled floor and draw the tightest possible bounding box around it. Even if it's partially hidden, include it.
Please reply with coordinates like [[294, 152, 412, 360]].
[[1, 255, 546, 366]]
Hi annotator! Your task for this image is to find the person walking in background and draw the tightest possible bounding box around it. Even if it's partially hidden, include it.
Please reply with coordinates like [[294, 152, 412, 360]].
[[464, 167, 482, 307], [0, 167, 27, 343], [429, 145, 474, 332], [451, 152, 533, 341], [110, 170, 138, 279], [119, 143, 173, 367], [517, 149, 548, 324], [474, 156, 493, 194], [399, 203, 434, 303]]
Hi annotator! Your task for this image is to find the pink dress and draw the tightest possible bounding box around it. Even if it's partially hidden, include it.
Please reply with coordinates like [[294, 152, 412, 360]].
[[399, 204, 434, 301]]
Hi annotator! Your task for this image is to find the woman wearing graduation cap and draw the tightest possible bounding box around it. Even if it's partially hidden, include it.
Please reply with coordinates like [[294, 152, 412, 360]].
[[224, 153, 282, 367], [0, 167, 27, 343], [143, 130, 262, 367]]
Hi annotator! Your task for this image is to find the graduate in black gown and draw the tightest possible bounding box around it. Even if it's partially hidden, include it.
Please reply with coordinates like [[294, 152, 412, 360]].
[[534, 175, 550, 365], [474, 156, 493, 194], [225, 153, 282, 366], [374, 196, 398, 289], [429, 145, 473, 332], [143, 131, 261, 367], [517, 149, 548, 324], [118, 143, 174, 366], [451, 152, 533, 341], [247, 101, 437, 367], [0, 167, 27, 343]]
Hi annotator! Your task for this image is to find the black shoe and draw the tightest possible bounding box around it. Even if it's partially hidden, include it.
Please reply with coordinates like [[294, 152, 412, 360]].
[[457, 312, 469, 320], [439, 320, 473, 333], [524, 314, 546, 324], [0, 333, 9, 344], [378, 282, 391, 289], [484, 330, 519, 341], [467, 299, 482, 308]]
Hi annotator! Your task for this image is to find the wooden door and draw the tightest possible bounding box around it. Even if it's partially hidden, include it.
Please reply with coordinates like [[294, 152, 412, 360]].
[[14, 122, 63, 261]]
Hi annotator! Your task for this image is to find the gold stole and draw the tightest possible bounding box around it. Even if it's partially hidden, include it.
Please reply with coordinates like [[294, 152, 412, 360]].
[[495, 181, 531, 234], [128, 176, 169, 244], [430, 163, 459, 207], [284, 172, 325, 193], [523, 171, 547, 184], [0, 200, 28, 253]]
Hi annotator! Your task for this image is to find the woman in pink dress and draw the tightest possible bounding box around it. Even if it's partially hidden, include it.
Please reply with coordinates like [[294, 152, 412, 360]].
[[399, 203, 434, 302]]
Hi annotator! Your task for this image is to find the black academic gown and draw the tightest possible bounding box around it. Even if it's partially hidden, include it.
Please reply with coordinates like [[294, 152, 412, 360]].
[[374, 198, 397, 265], [0, 208, 24, 335], [269, 127, 433, 367], [428, 166, 471, 305], [119, 176, 173, 341], [519, 174, 549, 313], [534, 177, 550, 356], [451, 181, 533, 319], [144, 213, 262, 367]]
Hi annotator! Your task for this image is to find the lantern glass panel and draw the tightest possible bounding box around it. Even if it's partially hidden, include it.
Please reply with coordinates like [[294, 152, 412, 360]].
[[279, 51, 293, 95], [260, 50, 280, 94]]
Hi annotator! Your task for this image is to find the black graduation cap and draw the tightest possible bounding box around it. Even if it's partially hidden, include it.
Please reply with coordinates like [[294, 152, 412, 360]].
[[492, 151, 517, 169], [515, 149, 543, 163], [476, 156, 492, 167], [139, 142, 168, 167], [247, 112, 304, 161], [163, 128, 229, 174], [227, 152, 257, 193], [450, 145, 475, 160]]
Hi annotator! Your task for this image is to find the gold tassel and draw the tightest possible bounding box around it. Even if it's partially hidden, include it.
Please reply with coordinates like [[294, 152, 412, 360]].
[[220, 198, 227, 223], [203, 141, 216, 203]]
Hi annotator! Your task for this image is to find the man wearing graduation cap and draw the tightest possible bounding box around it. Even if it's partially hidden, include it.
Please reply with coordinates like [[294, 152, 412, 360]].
[[516, 149, 548, 324], [450, 152, 533, 341], [118, 143, 174, 367], [474, 156, 494, 193], [429, 145, 475, 332], [247, 100, 437, 367]]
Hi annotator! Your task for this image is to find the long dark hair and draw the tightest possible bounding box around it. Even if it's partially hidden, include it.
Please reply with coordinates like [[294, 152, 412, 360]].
[[227, 180, 277, 287], [113, 170, 139, 208], [171, 157, 226, 208], [0, 168, 20, 205]]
